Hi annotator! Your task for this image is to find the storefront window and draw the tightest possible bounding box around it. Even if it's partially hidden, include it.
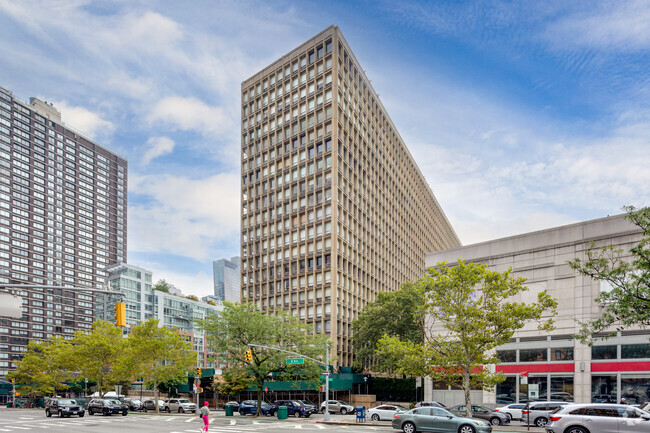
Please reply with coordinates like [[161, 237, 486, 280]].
[[621, 375, 650, 404], [519, 349, 547, 362], [621, 344, 650, 359], [592, 345, 617, 360], [551, 347, 573, 361], [591, 374, 617, 403], [550, 376, 574, 401], [497, 350, 516, 363], [496, 376, 516, 404], [519, 375, 547, 402]]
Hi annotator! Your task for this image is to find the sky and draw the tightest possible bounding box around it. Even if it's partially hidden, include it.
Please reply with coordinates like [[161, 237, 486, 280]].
[[0, 0, 649, 298]]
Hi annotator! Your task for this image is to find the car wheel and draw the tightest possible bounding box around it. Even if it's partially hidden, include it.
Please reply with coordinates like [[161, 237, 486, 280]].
[[122, 411, 127, 416], [566, 428, 588, 433], [402, 421, 416, 433], [166, 407, 171, 413], [103, 408, 109, 416], [340, 408, 348, 415], [371, 414, 380, 421], [490, 417, 502, 425], [46, 409, 52, 417], [179, 407, 184, 413], [505, 413, 512, 422], [79, 413, 84, 418], [459, 425, 476, 433], [535, 417, 548, 428], [58, 410, 63, 418], [88, 408, 94, 415]]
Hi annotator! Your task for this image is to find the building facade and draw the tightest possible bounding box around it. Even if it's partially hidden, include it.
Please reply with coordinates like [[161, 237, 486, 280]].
[[423, 214, 649, 405], [105, 263, 225, 368], [213, 256, 240, 303], [0, 86, 127, 378], [240, 26, 460, 366]]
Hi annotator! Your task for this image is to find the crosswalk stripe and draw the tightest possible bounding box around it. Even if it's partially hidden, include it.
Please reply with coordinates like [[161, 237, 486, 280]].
[[185, 417, 195, 422], [314, 424, 326, 429], [163, 417, 177, 421], [294, 424, 303, 429]]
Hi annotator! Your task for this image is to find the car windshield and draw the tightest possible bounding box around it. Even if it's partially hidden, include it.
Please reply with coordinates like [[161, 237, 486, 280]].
[[293, 401, 305, 407], [59, 399, 75, 405], [108, 400, 121, 405], [337, 401, 347, 404], [178, 399, 191, 404]]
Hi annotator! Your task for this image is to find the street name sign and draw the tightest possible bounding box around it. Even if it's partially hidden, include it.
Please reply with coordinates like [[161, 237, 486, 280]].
[[286, 358, 304, 364]]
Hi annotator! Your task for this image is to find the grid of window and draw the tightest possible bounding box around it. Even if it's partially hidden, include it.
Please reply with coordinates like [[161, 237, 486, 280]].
[[0, 87, 128, 376], [240, 27, 460, 366]]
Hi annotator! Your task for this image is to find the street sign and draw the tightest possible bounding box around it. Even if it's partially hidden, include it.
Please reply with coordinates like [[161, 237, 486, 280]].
[[520, 371, 528, 385], [528, 383, 539, 399], [286, 358, 304, 364]]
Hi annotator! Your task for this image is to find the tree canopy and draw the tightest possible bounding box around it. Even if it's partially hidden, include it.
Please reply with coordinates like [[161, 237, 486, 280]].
[[352, 281, 425, 371], [153, 279, 171, 293], [197, 302, 328, 415], [569, 206, 650, 343], [376, 260, 557, 416]]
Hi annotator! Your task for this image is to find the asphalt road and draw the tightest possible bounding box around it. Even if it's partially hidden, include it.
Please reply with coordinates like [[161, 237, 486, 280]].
[[0, 408, 542, 433]]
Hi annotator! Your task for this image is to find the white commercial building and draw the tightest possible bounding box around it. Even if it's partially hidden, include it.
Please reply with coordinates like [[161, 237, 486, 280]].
[[424, 214, 648, 405]]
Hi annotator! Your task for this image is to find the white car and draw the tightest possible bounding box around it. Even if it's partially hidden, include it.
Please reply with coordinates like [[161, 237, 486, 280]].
[[164, 398, 197, 413], [495, 403, 526, 421], [320, 400, 355, 415], [367, 404, 408, 421]]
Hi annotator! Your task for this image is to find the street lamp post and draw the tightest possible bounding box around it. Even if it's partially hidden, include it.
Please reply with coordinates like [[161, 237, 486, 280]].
[[364, 376, 368, 394], [84, 378, 88, 398]]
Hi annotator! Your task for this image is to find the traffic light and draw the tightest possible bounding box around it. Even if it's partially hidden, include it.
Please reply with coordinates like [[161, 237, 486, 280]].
[[196, 367, 201, 377], [244, 349, 252, 362], [114, 302, 126, 327], [11, 378, 14, 384]]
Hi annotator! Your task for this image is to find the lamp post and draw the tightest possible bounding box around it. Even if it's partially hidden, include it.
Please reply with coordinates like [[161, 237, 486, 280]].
[[84, 378, 88, 398], [364, 376, 368, 394]]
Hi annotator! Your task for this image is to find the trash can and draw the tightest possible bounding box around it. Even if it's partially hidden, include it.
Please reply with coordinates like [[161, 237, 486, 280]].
[[6, 401, 13, 408], [277, 405, 288, 420], [225, 405, 234, 416], [356, 406, 366, 423]]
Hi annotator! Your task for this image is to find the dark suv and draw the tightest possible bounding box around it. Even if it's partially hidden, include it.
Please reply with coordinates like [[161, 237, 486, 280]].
[[270, 400, 315, 417], [87, 398, 128, 416], [45, 398, 85, 418]]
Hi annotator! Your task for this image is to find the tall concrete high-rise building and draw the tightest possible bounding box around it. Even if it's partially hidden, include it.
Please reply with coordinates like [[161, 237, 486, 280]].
[[212, 256, 240, 303], [240, 26, 460, 366], [0, 86, 127, 378]]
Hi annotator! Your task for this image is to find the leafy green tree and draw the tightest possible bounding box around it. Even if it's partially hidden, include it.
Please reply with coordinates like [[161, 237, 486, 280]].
[[153, 279, 171, 293], [215, 368, 251, 399], [69, 320, 131, 397], [352, 281, 425, 371], [376, 260, 557, 416], [568, 206, 650, 343], [186, 295, 199, 301], [197, 302, 328, 415], [126, 318, 195, 413], [7, 337, 73, 397]]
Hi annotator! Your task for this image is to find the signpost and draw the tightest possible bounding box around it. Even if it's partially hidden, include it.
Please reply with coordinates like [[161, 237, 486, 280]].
[[286, 358, 304, 365]]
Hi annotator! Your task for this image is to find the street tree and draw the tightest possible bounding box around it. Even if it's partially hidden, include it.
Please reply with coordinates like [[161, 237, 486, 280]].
[[215, 368, 252, 399], [153, 279, 171, 293], [352, 281, 425, 371], [376, 260, 557, 417], [7, 337, 74, 397], [69, 320, 131, 397], [126, 318, 196, 413], [197, 302, 328, 415], [569, 206, 650, 343]]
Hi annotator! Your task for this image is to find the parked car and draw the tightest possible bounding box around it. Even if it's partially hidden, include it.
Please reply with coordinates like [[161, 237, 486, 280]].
[[522, 401, 569, 427], [539, 392, 574, 402], [320, 399, 355, 415], [142, 399, 166, 412], [367, 404, 408, 421], [87, 399, 128, 416], [495, 403, 526, 421], [224, 401, 240, 410], [238, 400, 273, 416], [546, 403, 650, 433], [122, 398, 142, 411], [164, 398, 197, 413], [592, 394, 617, 403], [45, 398, 85, 418], [297, 400, 318, 413], [392, 406, 493, 433], [449, 404, 510, 426], [271, 400, 315, 417], [413, 401, 446, 408]]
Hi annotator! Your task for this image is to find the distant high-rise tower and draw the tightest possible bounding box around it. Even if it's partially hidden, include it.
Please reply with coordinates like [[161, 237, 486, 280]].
[[240, 26, 461, 367], [0, 86, 127, 378], [213, 256, 240, 303]]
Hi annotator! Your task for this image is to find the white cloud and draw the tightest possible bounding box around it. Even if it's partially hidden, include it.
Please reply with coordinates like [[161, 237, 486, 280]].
[[146, 96, 231, 135], [543, 1, 650, 52], [133, 264, 214, 299], [128, 172, 240, 261], [142, 136, 175, 165], [54, 100, 114, 140]]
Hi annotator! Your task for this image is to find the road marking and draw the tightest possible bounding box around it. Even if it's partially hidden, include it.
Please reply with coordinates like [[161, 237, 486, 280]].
[[314, 425, 326, 429], [294, 424, 303, 429], [163, 417, 178, 421], [185, 417, 196, 422], [230, 419, 236, 425]]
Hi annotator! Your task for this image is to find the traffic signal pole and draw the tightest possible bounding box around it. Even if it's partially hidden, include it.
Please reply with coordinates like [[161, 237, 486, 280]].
[[247, 343, 331, 421]]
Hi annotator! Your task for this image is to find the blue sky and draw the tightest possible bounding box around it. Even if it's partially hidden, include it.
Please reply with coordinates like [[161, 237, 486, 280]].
[[1, 0, 649, 297]]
